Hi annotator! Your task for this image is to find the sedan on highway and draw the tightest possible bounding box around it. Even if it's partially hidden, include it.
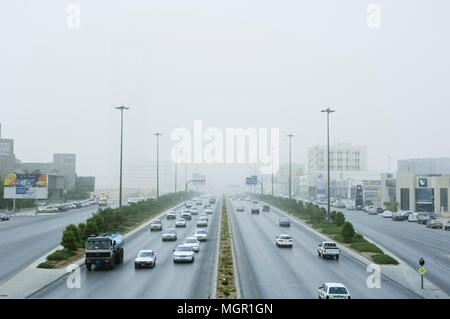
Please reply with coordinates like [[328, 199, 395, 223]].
[[275, 234, 293, 248], [251, 206, 260, 214], [183, 236, 200, 252], [173, 245, 195, 263], [205, 207, 213, 214], [318, 283, 351, 299], [166, 211, 176, 220], [134, 250, 156, 269], [197, 217, 208, 227], [150, 219, 163, 231], [175, 218, 187, 228], [181, 210, 192, 220], [262, 205, 270, 212], [193, 229, 208, 241], [190, 207, 198, 215], [0, 213, 10, 221], [236, 205, 245, 212], [161, 229, 177, 241], [278, 218, 291, 227]]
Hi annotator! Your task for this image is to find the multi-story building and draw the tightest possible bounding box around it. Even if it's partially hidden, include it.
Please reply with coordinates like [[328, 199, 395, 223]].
[[396, 158, 450, 217], [0, 124, 17, 179], [308, 143, 367, 173]]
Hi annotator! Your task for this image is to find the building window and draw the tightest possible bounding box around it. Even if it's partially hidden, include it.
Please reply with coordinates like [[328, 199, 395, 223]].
[[415, 188, 434, 213], [440, 188, 448, 212], [400, 188, 410, 210]]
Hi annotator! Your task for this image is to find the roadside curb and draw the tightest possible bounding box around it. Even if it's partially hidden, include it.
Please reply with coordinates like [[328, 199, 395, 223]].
[[0, 201, 188, 299], [211, 198, 222, 299], [263, 201, 448, 299]]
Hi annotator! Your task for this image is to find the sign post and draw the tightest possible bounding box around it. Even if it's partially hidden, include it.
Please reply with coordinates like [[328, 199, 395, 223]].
[[419, 258, 426, 289]]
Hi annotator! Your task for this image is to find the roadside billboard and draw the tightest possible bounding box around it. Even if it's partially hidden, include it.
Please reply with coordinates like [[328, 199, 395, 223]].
[[3, 173, 48, 199]]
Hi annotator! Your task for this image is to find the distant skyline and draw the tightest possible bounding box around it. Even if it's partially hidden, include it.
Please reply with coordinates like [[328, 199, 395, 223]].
[[2, 1, 450, 189]]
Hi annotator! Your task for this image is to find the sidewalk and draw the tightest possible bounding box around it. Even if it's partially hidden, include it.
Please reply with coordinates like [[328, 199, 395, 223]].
[[0, 202, 186, 299], [264, 202, 449, 299]]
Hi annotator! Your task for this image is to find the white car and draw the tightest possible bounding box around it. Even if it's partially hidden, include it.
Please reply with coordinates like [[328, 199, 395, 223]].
[[173, 244, 195, 263], [275, 234, 293, 248], [134, 250, 156, 269], [205, 208, 213, 214], [175, 218, 187, 228], [408, 213, 419, 222], [318, 283, 351, 299], [190, 208, 198, 215], [318, 242, 340, 260], [381, 210, 393, 218], [183, 236, 200, 252], [345, 204, 355, 210], [197, 217, 208, 227], [193, 229, 208, 241], [367, 206, 378, 215]]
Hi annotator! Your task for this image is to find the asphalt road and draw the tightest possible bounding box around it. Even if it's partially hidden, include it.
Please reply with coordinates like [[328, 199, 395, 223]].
[[228, 198, 420, 299], [34, 199, 221, 299], [323, 206, 450, 295], [0, 203, 113, 284]]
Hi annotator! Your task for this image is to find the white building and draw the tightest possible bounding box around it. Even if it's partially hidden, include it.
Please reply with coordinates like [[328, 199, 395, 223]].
[[308, 143, 367, 173]]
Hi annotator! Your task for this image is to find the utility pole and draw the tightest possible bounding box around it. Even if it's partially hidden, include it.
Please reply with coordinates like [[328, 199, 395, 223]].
[[286, 134, 294, 199], [115, 106, 130, 208], [321, 108, 335, 220], [174, 147, 179, 193], [269, 147, 275, 196], [154, 132, 162, 199]]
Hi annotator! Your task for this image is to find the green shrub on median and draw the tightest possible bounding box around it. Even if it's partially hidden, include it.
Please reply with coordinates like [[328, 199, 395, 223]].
[[341, 222, 355, 243], [371, 254, 399, 265], [47, 249, 77, 261], [37, 262, 55, 269], [350, 241, 383, 253]]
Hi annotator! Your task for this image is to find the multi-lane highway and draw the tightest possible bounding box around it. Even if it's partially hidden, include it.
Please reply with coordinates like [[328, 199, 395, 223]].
[[324, 206, 450, 295], [0, 203, 115, 283], [228, 197, 420, 299], [33, 199, 222, 299]]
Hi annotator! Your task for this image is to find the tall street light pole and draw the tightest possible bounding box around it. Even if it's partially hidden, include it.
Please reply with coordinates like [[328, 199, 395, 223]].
[[115, 106, 130, 208], [321, 108, 335, 220], [154, 132, 162, 199], [269, 147, 275, 196], [286, 134, 294, 200], [174, 147, 179, 193]]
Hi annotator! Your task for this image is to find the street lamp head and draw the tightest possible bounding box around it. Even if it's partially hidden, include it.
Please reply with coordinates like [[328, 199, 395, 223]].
[[115, 106, 130, 111], [321, 108, 335, 113], [286, 134, 294, 138], [154, 132, 162, 137]]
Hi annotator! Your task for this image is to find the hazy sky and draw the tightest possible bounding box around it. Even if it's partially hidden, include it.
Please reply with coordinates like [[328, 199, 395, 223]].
[[1, 1, 449, 189]]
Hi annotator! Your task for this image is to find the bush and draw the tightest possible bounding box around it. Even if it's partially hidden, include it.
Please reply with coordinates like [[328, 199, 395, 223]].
[[335, 212, 345, 226], [350, 241, 383, 253], [371, 254, 399, 265], [85, 219, 99, 239], [61, 230, 78, 251], [330, 211, 337, 221], [37, 262, 55, 269], [47, 249, 76, 261], [322, 226, 342, 235], [352, 233, 365, 242], [341, 222, 355, 243], [65, 224, 80, 247]]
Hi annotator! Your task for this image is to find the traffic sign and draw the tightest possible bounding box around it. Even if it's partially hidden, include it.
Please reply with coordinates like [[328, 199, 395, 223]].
[[418, 267, 427, 275]]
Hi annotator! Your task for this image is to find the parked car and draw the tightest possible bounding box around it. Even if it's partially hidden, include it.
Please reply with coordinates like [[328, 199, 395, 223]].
[[134, 250, 156, 269], [381, 210, 393, 218], [0, 212, 10, 221], [444, 221, 450, 231], [318, 283, 350, 299], [426, 220, 443, 229], [408, 213, 419, 222], [345, 204, 355, 210], [392, 212, 407, 221], [368, 206, 378, 215], [355, 205, 364, 211], [279, 218, 291, 227], [418, 213, 431, 225], [275, 234, 293, 248]]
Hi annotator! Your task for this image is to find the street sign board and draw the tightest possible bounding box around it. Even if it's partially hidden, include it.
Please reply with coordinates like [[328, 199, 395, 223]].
[[418, 267, 426, 275], [246, 175, 257, 185]]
